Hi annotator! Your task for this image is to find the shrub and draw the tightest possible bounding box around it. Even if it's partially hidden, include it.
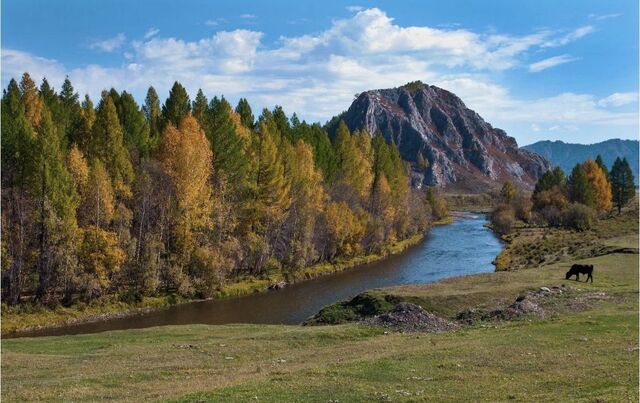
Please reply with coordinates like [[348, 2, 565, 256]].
[[490, 204, 515, 235], [540, 205, 562, 227], [563, 203, 595, 231]]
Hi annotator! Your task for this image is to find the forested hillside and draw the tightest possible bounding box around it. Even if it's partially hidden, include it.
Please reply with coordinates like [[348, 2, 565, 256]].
[[1, 73, 442, 307], [524, 139, 639, 185]]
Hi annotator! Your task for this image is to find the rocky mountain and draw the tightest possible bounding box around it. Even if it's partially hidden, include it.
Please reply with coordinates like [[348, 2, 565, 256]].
[[337, 81, 551, 190], [523, 139, 639, 185]]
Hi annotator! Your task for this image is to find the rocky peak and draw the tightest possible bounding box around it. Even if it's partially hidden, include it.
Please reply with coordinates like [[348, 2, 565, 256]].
[[341, 82, 551, 190]]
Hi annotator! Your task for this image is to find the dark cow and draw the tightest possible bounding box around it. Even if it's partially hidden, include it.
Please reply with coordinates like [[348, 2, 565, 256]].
[[565, 264, 594, 283]]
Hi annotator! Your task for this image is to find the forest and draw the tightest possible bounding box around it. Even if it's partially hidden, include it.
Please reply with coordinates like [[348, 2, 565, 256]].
[[1, 73, 445, 307], [491, 155, 635, 234]]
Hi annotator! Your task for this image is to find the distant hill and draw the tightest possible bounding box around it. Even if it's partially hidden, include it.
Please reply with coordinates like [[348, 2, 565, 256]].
[[523, 139, 639, 184], [334, 81, 551, 190]]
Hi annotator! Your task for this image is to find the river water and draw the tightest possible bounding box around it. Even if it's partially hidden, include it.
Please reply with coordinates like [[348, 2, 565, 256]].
[[13, 213, 502, 338]]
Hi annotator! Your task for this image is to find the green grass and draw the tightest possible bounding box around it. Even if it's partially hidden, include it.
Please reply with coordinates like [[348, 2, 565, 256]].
[[2, 246, 637, 402]]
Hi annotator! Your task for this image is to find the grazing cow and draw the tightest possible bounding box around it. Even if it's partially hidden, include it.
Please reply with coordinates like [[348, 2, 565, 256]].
[[565, 264, 594, 283]]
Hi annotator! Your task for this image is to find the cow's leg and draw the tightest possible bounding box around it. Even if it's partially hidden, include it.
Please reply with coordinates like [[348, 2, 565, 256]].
[[589, 274, 593, 283], [576, 274, 580, 281]]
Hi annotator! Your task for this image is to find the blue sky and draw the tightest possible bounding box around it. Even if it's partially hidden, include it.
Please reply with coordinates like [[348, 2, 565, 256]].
[[2, 0, 638, 145]]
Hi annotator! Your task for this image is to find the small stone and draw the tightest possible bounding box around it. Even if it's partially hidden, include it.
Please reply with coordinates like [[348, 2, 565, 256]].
[[539, 287, 550, 292]]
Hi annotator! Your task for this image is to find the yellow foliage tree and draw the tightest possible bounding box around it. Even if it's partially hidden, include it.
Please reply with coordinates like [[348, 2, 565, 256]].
[[67, 145, 89, 192], [325, 201, 366, 259], [160, 114, 213, 262], [582, 160, 612, 213]]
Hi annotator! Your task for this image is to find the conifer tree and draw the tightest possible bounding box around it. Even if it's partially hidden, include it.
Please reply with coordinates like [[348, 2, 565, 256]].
[[91, 91, 134, 198], [595, 154, 609, 178], [143, 86, 161, 141], [568, 163, 594, 206], [161, 82, 191, 129], [20, 73, 44, 128], [610, 157, 636, 214], [160, 115, 213, 265], [208, 97, 249, 188], [582, 160, 612, 213], [235, 97, 254, 129], [31, 106, 79, 300], [115, 91, 150, 159], [192, 89, 209, 132]]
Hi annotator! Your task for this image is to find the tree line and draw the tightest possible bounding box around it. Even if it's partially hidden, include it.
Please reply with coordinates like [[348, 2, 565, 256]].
[[492, 155, 636, 234], [1, 73, 445, 306]]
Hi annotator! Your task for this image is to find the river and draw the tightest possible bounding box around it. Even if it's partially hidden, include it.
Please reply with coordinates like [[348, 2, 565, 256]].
[[14, 212, 502, 337]]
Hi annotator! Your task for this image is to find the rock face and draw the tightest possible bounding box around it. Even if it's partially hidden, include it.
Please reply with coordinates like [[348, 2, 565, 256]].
[[341, 82, 551, 189]]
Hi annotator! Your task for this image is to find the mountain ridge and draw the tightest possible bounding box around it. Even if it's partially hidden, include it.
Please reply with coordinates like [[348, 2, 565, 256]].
[[335, 81, 551, 190], [523, 139, 639, 185]]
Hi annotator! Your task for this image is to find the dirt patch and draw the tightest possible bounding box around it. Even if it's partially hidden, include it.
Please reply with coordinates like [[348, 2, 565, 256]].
[[365, 302, 458, 333], [457, 286, 610, 324]]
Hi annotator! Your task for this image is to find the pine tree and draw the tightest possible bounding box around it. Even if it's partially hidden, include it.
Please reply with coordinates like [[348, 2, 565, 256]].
[[58, 77, 82, 145], [192, 89, 209, 132], [91, 91, 134, 198], [610, 157, 636, 214], [161, 81, 191, 129], [568, 163, 594, 206], [31, 106, 79, 300], [143, 86, 161, 141], [595, 154, 609, 179], [1, 78, 36, 304], [235, 97, 254, 129], [115, 91, 150, 159], [208, 97, 249, 188], [20, 73, 44, 128]]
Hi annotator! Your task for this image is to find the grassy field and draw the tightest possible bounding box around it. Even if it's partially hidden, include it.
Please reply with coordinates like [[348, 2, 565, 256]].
[[2, 229, 637, 401]]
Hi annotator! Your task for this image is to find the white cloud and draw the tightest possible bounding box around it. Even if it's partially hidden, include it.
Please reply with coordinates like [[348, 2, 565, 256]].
[[588, 13, 622, 21], [598, 92, 638, 107], [144, 28, 160, 39], [541, 25, 595, 47], [529, 54, 579, 72], [2, 7, 634, 144], [89, 33, 126, 52], [240, 13, 256, 19], [346, 5, 364, 12]]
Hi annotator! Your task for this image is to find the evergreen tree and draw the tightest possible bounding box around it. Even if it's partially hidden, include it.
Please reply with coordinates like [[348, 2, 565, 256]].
[[31, 106, 79, 300], [59, 77, 82, 145], [115, 91, 150, 159], [143, 86, 161, 141], [192, 89, 209, 132], [595, 154, 609, 178], [568, 164, 594, 206], [20, 72, 44, 128], [208, 97, 249, 188], [235, 97, 254, 129], [91, 91, 134, 198], [610, 157, 636, 214], [161, 81, 191, 129]]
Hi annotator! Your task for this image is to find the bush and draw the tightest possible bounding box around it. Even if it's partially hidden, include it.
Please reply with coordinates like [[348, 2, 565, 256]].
[[514, 194, 533, 223], [540, 205, 562, 227], [563, 203, 595, 231], [490, 204, 515, 235]]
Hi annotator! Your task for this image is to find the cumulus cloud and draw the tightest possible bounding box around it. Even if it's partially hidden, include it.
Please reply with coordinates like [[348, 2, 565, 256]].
[[2, 7, 634, 142], [598, 92, 638, 107], [529, 54, 579, 72], [89, 33, 126, 52]]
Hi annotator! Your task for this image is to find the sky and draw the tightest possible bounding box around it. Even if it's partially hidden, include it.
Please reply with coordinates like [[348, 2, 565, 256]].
[[2, 0, 638, 145]]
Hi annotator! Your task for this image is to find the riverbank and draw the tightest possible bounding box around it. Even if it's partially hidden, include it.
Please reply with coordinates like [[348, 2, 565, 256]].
[[2, 231, 429, 336], [2, 225, 637, 401]]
